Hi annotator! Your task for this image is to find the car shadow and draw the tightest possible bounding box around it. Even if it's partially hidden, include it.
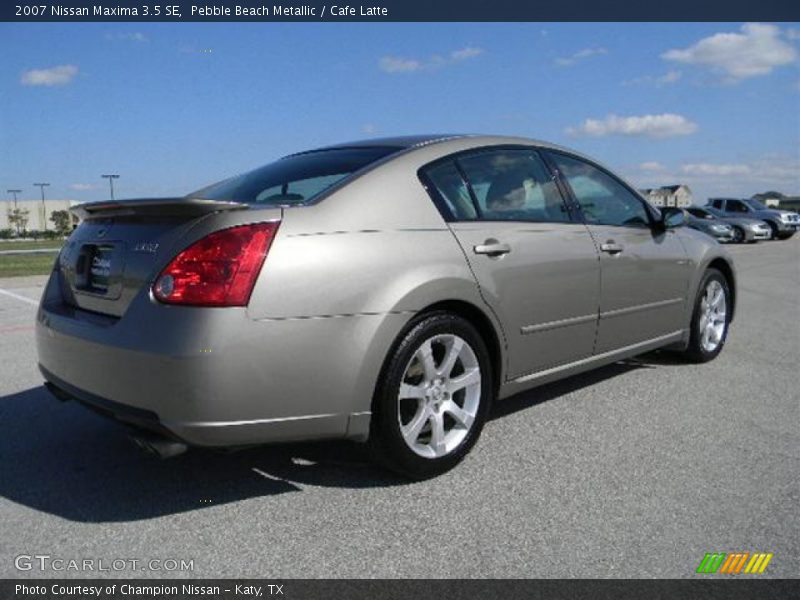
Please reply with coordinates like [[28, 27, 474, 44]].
[[0, 351, 671, 523]]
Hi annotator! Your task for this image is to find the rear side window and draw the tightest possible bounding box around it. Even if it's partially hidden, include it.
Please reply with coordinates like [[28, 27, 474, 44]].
[[425, 162, 478, 220], [191, 147, 401, 205], [459, 150, 569, 222]]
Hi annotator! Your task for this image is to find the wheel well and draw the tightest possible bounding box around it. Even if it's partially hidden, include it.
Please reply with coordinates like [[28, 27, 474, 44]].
[[707, 258, 736, 321], [418, 300, 504, 392]]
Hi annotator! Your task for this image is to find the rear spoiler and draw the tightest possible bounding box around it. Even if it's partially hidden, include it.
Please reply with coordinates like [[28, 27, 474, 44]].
[[70, 197, 249, 220]]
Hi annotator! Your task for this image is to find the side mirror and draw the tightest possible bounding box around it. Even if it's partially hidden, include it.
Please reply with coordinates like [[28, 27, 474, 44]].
[[658, 207, 686, 230]]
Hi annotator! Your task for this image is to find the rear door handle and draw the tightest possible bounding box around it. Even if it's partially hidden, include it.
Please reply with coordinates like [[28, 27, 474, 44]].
[[474, 242, 511, 257], [600, 241, 624, 254]]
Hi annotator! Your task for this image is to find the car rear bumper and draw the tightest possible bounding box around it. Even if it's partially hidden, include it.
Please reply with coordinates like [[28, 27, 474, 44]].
[[36, 279, 409, 446]]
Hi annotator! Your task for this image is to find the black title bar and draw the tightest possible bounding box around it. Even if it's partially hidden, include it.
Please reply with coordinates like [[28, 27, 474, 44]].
[[3, 579, 800, 600], [4, 0, 800, 22]]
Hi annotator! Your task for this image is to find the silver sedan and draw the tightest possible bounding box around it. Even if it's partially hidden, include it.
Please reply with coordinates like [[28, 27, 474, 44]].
[[36, 135, 736, 478]]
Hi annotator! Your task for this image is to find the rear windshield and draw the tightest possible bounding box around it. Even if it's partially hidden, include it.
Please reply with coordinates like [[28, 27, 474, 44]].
[[191, 146, 401, 205]]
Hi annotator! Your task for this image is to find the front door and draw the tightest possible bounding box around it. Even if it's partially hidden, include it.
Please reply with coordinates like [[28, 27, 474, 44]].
[[546, 151, 691, 354]]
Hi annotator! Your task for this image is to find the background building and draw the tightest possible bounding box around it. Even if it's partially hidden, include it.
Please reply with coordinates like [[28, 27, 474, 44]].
[[639, 185, 693, 208], [1, 199, 77, 232]]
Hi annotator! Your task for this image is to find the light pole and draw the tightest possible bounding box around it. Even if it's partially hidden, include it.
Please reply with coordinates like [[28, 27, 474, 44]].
[[33, 182, 50, 231], [6, 189, 21, 209], [6, 189, 23, 235], [101, 174, 120, 200]]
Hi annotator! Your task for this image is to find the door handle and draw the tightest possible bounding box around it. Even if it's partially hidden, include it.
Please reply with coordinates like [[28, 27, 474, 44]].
[[474, 241, 511, 257], [600, 241, 624, 254]]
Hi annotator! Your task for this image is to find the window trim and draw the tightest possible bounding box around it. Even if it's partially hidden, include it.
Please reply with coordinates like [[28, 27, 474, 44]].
[[543, 149, 659, 229], [417, 144, 577, 224]]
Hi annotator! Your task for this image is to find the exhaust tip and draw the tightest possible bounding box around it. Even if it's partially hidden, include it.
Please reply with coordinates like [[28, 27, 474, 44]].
[[129, 432, 188, 459]]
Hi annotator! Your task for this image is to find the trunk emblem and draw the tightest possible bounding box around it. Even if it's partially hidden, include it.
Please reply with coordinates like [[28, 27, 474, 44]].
[[133, 242, 160, 253]]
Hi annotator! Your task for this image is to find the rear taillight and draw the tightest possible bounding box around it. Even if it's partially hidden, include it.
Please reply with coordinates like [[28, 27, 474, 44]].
[[153, 221, 279, 307]]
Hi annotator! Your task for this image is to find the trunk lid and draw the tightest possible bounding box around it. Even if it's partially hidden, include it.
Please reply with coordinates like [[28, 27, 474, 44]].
[[58, 197, 250, 317]]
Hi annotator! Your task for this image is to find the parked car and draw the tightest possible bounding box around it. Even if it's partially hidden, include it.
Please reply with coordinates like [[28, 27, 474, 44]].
[[707, 198, 799, 240], [683, 208, 735, 243], [685, 206, 770, 243], [36, 135, 736, 478]]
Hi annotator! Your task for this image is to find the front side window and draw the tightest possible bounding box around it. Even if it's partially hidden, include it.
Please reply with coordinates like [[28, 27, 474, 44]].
[[687, 208, 714, 220], [456, 150, 570, 222], [728, 200, 749, 213], [549, 152, 650, 228], [191, 146, 401, 205]]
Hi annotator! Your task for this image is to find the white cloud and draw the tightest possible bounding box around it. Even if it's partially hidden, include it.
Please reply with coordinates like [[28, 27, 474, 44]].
[[681, 163, 752, 176], [657, 70, 682, 85], [105, 32, 149, 42], [567, 113, 698, 138], [21, 64, 79, 87], [69, 183, 97, 191], [361, 123, 377, 134], [450, 47, 483, 61], [662, 23, 798, 81], [786, 28, 800, 41], [628, 156, 800, 201], [624, 70, 682, 87], [555, 47, 607, 67], [379, 56, 422, 73], [379, 46, 483, 73], [640, 161, 667, 172]]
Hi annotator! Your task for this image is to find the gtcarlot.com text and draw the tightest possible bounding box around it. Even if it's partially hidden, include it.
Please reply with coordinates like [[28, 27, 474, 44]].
[[14, 554, 194, 572]]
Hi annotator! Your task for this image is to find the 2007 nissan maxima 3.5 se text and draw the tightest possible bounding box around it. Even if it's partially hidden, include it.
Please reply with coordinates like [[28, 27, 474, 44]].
[[37, 135, 736, 478]]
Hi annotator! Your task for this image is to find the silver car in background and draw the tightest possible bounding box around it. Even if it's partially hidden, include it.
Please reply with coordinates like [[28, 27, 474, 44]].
[[686, 206, 770, 243], [36, 135, 736, 478]]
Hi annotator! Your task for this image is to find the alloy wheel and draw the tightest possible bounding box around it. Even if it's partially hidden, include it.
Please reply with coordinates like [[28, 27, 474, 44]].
[[699, 280, 727, 353], [397, 334, 481, 459]]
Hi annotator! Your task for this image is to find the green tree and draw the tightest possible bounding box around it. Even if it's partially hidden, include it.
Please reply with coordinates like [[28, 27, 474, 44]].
[[7, 207, 30, 235], [50, 210, 75, 235]]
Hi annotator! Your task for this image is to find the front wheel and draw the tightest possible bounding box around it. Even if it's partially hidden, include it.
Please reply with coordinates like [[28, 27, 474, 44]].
[[766, 221, 778, 240], [731, 226, 744, 243], [681, 269, 731, 363], [368, 313, 493, 479]]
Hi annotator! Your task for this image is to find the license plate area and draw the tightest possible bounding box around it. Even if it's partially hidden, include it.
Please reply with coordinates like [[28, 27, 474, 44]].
[[74, 242, 125, 299]]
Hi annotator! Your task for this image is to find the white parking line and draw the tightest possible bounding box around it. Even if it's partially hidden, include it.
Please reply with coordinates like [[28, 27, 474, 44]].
[[0, 288, 39, 307]]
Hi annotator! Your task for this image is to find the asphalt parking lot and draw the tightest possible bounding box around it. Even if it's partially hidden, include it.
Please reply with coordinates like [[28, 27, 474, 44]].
[[0, 239, 797, 579]]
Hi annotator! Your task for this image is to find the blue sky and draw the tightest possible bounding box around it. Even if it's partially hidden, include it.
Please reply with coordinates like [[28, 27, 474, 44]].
[[1, 22, 798, 204]]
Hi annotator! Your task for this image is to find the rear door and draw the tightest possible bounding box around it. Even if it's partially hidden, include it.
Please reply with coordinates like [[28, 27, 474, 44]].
[[546, 151, 691, 354], [421, 148, 600, 380]]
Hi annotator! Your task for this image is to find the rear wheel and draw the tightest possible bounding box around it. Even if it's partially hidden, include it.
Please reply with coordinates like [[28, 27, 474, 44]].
[[681, 269, 731, 363], [368, 312, 493, 479]]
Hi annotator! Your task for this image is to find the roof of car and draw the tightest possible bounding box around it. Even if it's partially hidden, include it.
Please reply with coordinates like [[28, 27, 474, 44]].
[[292, 135, 469, 154]]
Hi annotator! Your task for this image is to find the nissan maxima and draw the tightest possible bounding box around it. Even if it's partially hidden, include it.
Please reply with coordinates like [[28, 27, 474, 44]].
[[36, 135, 736, 479]]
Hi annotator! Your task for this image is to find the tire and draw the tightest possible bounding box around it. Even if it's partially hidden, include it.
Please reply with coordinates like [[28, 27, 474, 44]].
[[368, 312, 493, 479], [731, 227, 744, 243], [681, 269, 731, 363], [766, 221, 778, 240]]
